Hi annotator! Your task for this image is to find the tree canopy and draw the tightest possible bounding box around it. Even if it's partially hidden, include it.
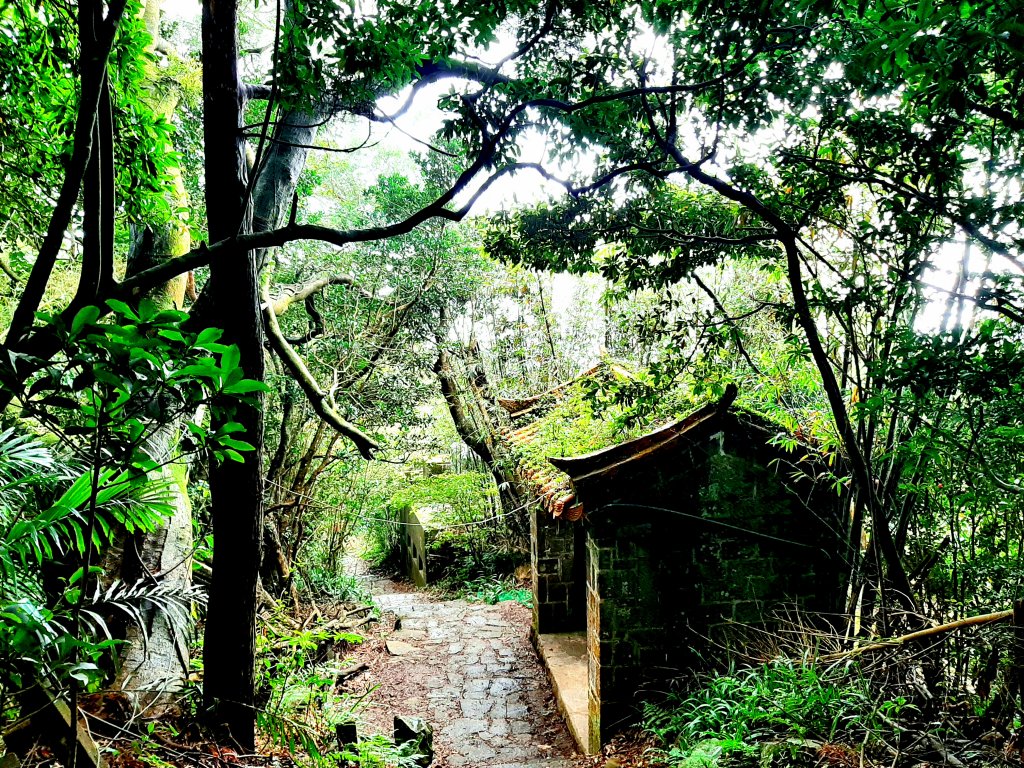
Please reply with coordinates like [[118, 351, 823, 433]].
[[2, 0, 1024, 757]]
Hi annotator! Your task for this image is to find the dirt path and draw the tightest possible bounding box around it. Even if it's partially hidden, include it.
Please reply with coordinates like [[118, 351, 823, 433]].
[[344, 565, 584, 768]]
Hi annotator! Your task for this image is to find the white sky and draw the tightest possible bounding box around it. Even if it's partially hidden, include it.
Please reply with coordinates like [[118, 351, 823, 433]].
[[162, 0, 196, 19]]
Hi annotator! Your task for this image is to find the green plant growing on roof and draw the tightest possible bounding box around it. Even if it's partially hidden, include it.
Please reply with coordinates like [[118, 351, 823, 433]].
[[508, 381, 654, 479]]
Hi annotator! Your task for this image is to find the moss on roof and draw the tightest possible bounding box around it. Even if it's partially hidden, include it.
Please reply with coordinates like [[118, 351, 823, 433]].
[[501, 370, 669, 518], [499, 362, 806, 520]]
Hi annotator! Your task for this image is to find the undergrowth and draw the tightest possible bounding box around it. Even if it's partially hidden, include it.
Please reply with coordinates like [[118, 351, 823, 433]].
[[296, 567, 372, 604], [462, 575, 532, 607], [253, 608, 407, 767], [643, 659, 910, 766]]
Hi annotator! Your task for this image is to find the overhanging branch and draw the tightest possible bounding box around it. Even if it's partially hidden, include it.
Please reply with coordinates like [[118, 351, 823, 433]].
[[271, 275, 382, 316], [261, 283, 379, 459]]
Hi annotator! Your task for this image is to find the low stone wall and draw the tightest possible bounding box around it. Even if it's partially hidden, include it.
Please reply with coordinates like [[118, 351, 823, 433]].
[[531, 505, 585, 634], [400, 505, 447, 588]]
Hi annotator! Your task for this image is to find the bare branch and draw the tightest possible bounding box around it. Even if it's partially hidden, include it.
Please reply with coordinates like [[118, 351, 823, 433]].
[[271, 275, 380, 316], [261, 283, 379, 459], [244, 84, 273, 101], [370, 59, 513, 124], [691, 273, 765, 375], [241, 132, 379, 155]]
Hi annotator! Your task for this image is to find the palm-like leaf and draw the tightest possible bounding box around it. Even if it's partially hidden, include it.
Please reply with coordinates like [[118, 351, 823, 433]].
[[0, 429, 199, 695], [0, 427, 56, 482]]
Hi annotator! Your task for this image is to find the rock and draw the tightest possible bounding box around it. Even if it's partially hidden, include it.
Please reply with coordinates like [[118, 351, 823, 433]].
[[386, 640, 418, 656], [391, 629, 428, 642], [334, 721, 358, 748], [394, 715, 434, 767]]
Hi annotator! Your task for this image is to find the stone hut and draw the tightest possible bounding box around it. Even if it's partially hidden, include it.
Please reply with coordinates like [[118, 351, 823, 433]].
[[498, 378, 842, 754]]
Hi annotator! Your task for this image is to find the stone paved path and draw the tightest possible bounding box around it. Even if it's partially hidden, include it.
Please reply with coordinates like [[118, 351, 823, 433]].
[[346, 566, 583, 768]]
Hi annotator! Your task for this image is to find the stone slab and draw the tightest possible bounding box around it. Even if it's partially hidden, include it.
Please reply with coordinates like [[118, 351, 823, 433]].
[[536, 631, 593, 754], [385, 639, 418, 656]]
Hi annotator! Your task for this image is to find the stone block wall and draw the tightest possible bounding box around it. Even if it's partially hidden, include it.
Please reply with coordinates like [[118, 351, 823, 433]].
[[531, 504, 585, 634], [400, 506, 428, 587], [533, 414, 841, 752], [695, 452, 837, 628], [585, 520, 695, 746]]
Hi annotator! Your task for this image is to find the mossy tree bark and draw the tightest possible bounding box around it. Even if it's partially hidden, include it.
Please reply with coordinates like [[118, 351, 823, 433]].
[[109, 0, 196, 713], [435, 335, 529, 539]]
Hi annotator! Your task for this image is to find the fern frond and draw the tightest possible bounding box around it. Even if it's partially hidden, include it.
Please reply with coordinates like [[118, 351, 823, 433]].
[[83, 578, 207, 648]]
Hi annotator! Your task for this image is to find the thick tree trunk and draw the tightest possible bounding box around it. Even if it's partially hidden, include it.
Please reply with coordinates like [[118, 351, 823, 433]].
[[112, 426, 193, 707], [200, 0, 265, 749], [252, 106, 332, 271], [109, 0, 195, 712], [434, 340, 528, 536]]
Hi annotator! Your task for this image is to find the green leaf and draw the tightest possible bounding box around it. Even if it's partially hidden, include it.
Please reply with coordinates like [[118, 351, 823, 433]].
[[215, 437, 255, 452], [220, 344, 241, 373], [223, 379, 270, 395], [196, 327, 224, 346], [71, 305, 101, 334], [105, 299, 140, 321], [158, 329, 186, 342], [173, 363, 220, 381]]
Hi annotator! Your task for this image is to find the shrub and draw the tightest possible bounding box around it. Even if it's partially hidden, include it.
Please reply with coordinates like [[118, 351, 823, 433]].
[[643, 660, 907, 765], [464, 576, 532, 607]]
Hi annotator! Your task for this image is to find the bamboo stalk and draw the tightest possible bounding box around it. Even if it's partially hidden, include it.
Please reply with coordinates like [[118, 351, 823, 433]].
[[815, 608, 1014, 663]]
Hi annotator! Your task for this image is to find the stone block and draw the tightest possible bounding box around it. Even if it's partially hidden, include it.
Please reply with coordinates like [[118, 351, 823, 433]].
[[537, 556, 560, 574], [335, 721, 358, 748]]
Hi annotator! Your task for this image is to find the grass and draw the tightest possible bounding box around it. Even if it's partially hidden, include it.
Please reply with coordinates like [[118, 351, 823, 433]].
[[462, 575, 532, 607], [643, 659, 910, 766]]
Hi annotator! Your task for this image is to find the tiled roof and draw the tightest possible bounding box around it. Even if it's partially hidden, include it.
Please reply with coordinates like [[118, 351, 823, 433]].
[[498, 377, 745, 522], [502, 421, 582, 520], [497, 361, 645, 521], [497, 364, 602, 421]]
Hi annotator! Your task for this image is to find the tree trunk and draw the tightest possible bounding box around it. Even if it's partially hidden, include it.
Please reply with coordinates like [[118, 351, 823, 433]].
[[783, 239, 918, 619], [200, 0, 265, 749], [109, 0, 195, 713], [112, 425, 193, 708], [250, 106, 340, 591], [434, 339, 528, 537], [252, 106, 332, 271]]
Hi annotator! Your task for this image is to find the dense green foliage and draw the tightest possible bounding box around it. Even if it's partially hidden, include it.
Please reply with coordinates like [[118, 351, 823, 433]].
[[0, 301, 263, 724], [2, 0, 1024, 760], [362, 464, 526, 590], [0, 430, 175, 697], [643, 661, 908, 767], [0, 1, 179, 253]]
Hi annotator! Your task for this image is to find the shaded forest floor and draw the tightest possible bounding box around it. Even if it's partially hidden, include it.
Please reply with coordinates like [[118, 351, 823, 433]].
[[15, 562, 651, 768]]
